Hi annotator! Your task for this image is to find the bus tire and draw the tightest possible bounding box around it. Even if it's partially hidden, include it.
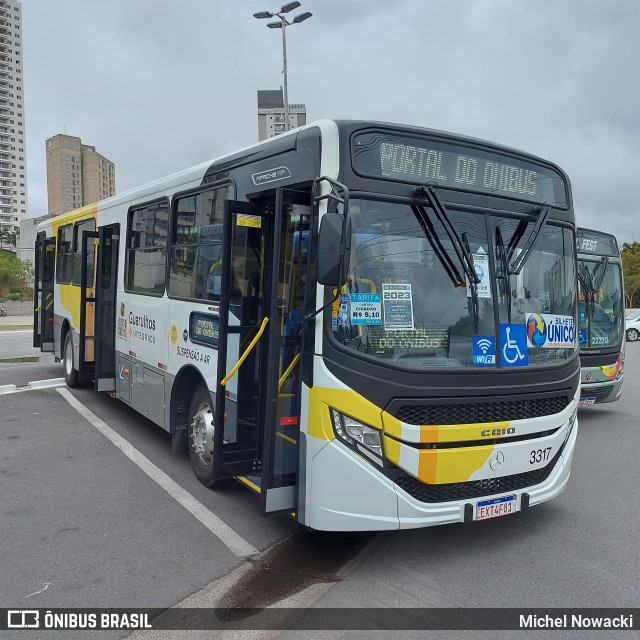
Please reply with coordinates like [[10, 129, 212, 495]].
[[171, 427, 188, 454], [63, 331, 80, 388], [188, 384, 218, 487]]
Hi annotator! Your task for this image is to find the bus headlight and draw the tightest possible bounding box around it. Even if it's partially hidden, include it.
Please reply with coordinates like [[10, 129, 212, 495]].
[[330, 409, 383, 457]]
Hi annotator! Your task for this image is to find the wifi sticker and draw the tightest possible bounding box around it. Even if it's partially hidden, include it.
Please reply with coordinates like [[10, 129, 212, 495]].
[[472, 336, 496, 366]]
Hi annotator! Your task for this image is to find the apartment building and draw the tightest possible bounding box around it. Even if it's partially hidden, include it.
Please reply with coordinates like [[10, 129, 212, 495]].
[[257, 89, 306, 141], [46, 134, 115, 217], [0, 0, 27, 236]]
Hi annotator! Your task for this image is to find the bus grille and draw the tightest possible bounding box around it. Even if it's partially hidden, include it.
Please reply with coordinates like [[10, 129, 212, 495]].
[[591, 386, 613, 403], [394, 395, 570, 425], [395, 446, 563, 504]]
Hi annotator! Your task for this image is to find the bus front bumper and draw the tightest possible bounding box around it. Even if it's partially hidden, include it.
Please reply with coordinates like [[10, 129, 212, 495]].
[[306, 417, 578, 532]]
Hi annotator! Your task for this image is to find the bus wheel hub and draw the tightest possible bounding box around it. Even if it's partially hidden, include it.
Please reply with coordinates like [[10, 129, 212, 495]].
[[190, 403, 214, 463]]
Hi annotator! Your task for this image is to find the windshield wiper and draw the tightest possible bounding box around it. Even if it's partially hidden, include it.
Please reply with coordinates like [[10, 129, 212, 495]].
[[411, 204, 465, 288], [495, 226, 513, 323], [592, 256, 609, 291], [509, 203, 551, 275], [576, 268, 590, 295], [462, 232, 479, 334], [578, 263, 596, 320], [414, 185, 480, 287]]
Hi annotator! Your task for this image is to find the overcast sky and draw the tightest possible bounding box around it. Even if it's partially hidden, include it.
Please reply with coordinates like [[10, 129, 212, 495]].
[[21, 0, 640, 244]]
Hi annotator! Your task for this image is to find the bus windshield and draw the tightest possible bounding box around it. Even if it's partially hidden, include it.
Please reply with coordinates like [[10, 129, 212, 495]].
[[577, 259, 624, 349], [333, 198, 576, 369]]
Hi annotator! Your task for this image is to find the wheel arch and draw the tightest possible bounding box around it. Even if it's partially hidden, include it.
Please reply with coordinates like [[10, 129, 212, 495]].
[[59, 318, 72, 360], [170, 364, 211, 436]]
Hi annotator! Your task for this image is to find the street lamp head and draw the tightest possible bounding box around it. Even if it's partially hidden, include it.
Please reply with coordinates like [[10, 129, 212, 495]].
[[292, 11, 312, 23], [267, 20, 283, 28], [253, 11, 274, 19], [280, 1, 301, 13]]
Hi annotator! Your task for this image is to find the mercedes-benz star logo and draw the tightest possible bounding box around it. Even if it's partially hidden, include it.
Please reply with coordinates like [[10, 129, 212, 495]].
[[489, 450, 505, 471]]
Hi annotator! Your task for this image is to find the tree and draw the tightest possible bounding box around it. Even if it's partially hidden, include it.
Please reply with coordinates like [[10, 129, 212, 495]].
[[0, 251, 33, 297], [621, 242, 640, 309], [0, 229, 16, 248]]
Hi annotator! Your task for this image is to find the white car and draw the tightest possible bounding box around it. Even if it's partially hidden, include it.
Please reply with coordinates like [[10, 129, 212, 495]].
[[626, 309, 640, 341]]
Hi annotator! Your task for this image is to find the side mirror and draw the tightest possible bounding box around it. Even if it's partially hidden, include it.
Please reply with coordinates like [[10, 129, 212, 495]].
[[317, 213, 350, 286]]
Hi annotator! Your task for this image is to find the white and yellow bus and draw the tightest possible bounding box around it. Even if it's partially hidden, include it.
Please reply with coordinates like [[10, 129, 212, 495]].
[[34, 120, 579, 531]]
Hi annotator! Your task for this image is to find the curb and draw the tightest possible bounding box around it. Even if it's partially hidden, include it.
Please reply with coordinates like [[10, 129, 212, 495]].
[[0, 378, 65, 394], [0, 384, 17, 394], [28, 378, 66, 389]]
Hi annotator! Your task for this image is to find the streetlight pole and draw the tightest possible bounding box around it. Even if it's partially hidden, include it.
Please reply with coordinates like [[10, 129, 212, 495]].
[[254, 3, 312, 133]]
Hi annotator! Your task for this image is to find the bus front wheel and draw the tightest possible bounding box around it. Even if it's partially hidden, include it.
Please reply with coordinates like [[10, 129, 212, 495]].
[[188, 384, 217, 487], [63, 331, 79, 388]]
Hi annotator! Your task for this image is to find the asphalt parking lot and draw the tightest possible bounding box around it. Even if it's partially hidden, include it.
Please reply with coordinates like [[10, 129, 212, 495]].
[[2, 326, 639, 640]]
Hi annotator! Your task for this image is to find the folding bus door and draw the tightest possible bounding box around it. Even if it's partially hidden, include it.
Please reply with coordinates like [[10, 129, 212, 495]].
[[78, 230, 98, 383], [259, 189, 311, 516], [94, 225, 119, 391], [211, 191, 312, 517], [212, 200, 272, 481], [33, 235, 55, 351]]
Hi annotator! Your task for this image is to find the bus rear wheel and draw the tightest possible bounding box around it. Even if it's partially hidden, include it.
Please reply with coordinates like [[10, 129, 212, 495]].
[[63, 331, 79, 388], [188, 384, 217, 487]]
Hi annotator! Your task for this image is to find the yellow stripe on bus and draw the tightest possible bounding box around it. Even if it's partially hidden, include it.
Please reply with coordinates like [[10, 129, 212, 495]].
[[236, 476, 261, 493]]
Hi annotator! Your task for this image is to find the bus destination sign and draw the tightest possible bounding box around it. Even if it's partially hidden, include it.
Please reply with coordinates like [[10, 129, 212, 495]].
[[352, 132, 567, 206], [576, 229, 619, 256], [189, 313, 219, 348]]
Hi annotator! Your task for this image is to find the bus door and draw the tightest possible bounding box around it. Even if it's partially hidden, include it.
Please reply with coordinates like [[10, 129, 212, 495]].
[[78, 230, 98, 383], [213, 200, 272, 480], [212, 190, 312, 515], [33, 234, 55, 351], [259, 189, 311, 516], [94, 225, 120, 391]]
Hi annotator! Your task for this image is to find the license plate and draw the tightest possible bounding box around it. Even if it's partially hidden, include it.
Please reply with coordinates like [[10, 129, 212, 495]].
[[578, 397, 596, 407], [476, 495, 517, 521]]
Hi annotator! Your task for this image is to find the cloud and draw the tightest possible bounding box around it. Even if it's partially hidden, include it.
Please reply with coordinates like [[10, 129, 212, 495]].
[[22, 0, 640, 243]]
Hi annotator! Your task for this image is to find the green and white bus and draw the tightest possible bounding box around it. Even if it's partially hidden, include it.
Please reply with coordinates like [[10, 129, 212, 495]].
[[34, 120, 579, 530]]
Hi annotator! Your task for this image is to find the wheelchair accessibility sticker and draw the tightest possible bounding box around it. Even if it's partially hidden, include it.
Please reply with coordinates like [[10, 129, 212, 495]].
[[499, 324, 528, 367]]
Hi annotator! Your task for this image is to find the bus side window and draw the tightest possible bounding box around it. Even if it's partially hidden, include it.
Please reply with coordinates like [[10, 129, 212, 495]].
[[169, 186, 229, 301]]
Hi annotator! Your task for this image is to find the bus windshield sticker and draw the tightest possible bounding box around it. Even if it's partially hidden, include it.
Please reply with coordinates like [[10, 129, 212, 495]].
[[189, 312, 220, 348], [466, 249, 491, 299], [536, 291, 550, 313], [350, 292, 382, 326], [499, 324, 528, 367], [382, 283, 414, 331], [472, 336, 496, 366], [236, 214, 262, 228], [526, 313, 575, 349]]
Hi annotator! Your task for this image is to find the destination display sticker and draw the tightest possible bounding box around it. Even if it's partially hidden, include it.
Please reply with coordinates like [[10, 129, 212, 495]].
[[382, 283, 414, 330], [466, 248, 492, 299], [526, 313, 575, 349], [350, 292, 382, 326]]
